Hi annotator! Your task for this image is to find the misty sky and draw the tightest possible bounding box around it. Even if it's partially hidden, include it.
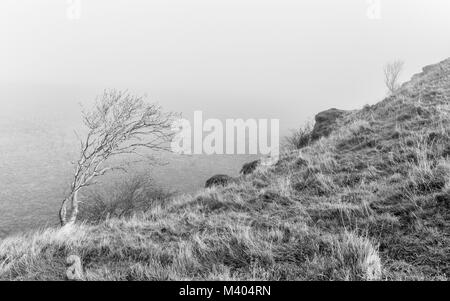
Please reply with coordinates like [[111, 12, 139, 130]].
[[1, 0, 450, 133]]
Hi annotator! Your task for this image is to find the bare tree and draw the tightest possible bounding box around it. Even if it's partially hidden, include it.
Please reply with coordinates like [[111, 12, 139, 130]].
[[59, 90, 176, 226], [384, 60, 404, 95]]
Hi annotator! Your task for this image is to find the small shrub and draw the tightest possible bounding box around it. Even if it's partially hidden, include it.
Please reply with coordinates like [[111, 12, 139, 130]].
[[78, 175, 174, 223], [285, 122, 313, 150], [384, 60, 404, 95]]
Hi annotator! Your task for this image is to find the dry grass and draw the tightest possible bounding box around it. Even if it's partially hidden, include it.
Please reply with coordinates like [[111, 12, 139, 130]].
[[1, 58, 449, 281], [78, 175, 174, 224]]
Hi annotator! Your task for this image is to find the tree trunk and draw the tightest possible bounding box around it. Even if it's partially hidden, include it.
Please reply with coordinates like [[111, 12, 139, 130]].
[[66, 190, 79, 225], [59, 190, 79, 226], [59, 197, 70, 226]]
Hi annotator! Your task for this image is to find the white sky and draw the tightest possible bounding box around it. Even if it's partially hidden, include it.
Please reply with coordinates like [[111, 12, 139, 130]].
[[1, 0, 450, 132]]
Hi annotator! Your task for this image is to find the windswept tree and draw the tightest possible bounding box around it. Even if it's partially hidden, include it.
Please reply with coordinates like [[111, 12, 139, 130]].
[[59, 90, 176, 226], [384, 60, 404, 95]]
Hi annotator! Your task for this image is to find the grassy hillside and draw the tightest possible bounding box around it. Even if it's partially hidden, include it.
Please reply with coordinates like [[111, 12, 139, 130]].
[[1, 58, 449, 281]]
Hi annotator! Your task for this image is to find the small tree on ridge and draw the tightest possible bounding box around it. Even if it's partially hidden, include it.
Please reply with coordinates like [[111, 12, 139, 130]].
[[59, 89, 176, 226], [384, 60, 404, 95]]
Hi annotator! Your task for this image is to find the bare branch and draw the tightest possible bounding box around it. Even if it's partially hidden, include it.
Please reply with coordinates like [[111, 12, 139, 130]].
[[384, 60, 404, 95], [59, 89, 177, 226]]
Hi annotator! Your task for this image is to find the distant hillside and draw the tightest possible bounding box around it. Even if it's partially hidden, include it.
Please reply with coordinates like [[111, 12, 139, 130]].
[[1, 58, 449, 280]]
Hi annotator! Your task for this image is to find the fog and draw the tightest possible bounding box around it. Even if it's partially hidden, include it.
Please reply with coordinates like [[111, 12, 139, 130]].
[[0, 0, 450, 236], [1, 0, 449, 130]]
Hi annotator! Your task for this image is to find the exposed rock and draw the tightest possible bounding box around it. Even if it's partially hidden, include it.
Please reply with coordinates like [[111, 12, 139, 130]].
[[205, 174, 234, 188], [240, 160, 260, 175], [310, 108, 348, 141]]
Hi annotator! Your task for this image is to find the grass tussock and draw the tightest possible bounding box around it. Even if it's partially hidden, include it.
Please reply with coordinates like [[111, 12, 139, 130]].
[[1, 58, 450, 280]]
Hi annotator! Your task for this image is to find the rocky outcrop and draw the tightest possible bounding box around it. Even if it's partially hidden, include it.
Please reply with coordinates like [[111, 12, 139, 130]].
[[205, 174, 234, 188], [310, 108, 348, 141]]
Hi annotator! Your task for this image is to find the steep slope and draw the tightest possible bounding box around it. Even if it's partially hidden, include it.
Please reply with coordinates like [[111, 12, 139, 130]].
[[0, 58, 449, 280]]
